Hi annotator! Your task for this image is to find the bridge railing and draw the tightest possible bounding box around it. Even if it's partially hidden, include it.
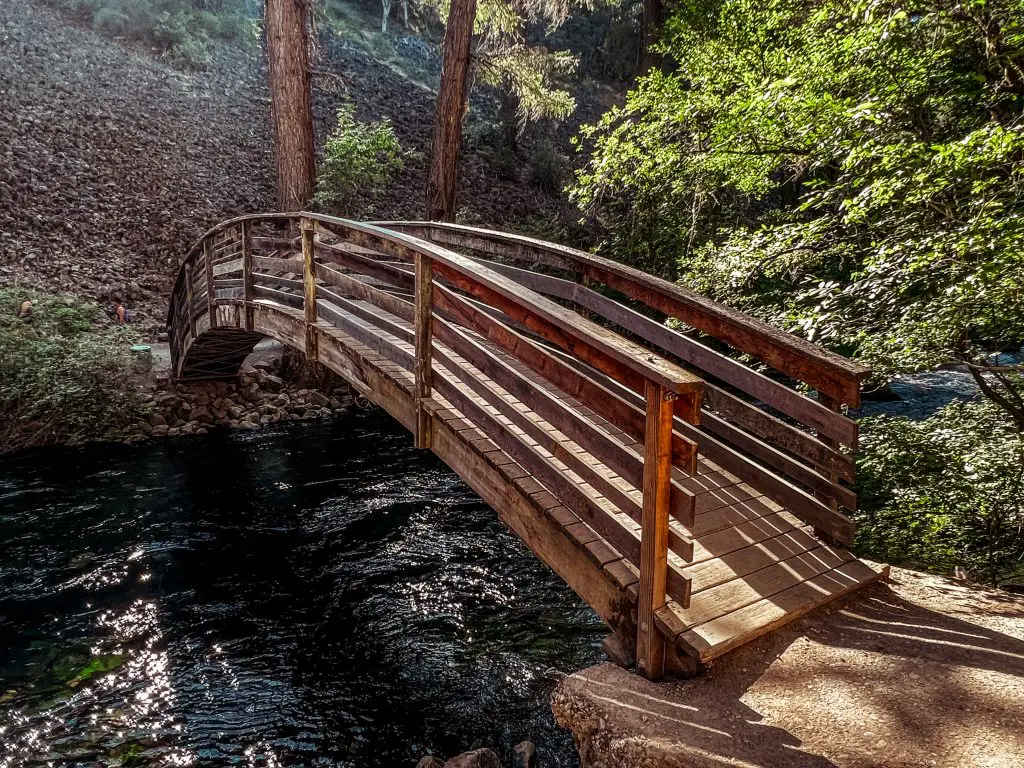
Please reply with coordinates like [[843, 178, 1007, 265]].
[[373, 222, 870, 547], [168, 212, 707, 679]]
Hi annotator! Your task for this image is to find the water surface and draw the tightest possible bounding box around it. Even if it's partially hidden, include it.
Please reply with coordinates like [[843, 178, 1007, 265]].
[[0, 412, 604, 766]]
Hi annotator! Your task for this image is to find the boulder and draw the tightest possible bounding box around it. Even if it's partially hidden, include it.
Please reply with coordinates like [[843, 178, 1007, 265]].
[[443, 749, 504, 768], [306, 390, 330, 408], [415, 759, 444, 768], [190, 406, 214, 425], [511, 742, 536, 768], [258, 372, 284, 392]]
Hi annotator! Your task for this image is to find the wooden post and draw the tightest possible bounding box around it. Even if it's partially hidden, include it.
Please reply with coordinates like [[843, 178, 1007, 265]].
[[241, 220, 254, 331], [204, 239, 217, 328], [184, 262, 197, 340], [637, 380, 675, 680], [301, 217, 318, 362], [814, 393, 843, 546], [414, 251, 433, 448]]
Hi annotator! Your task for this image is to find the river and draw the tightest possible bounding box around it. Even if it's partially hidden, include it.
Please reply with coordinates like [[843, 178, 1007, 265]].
[[0, 412, 605, 767]]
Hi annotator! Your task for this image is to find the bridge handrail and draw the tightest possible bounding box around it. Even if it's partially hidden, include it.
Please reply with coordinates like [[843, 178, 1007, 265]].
[[373, 221, 870, 408], [372, 220, 864, 547], [302, 214, 704, 398]]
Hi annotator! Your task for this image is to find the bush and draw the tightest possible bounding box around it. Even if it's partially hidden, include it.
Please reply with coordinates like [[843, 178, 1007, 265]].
[[315, 102, 403, 210], [51, 0, 252, 68], [856, 399, 1024, 588], [0, 289, 149, 453], [527, 140, 565, 194]]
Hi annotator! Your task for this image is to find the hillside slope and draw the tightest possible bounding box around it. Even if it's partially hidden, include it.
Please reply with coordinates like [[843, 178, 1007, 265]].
[[0, 1, 578, 333], [0, 1, 274, 331]]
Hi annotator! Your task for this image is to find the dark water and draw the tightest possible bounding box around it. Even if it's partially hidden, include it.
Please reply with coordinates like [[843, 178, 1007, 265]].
[[0, 412, 604, 767]]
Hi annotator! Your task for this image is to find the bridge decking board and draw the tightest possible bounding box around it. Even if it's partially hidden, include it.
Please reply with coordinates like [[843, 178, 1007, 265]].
[[171, 215, 883, 673]]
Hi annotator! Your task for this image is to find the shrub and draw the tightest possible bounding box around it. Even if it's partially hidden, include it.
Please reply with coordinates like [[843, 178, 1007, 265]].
[[50, 0, 252, 68], [856, 399, 1024, 588], [527, 140, 565, 194], [0, 289, 149, 453], [315, 103, 403, 209]]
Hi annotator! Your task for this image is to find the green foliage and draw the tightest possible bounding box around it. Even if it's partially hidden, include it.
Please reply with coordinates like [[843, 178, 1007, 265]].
[[476, 44, 579, 124], [0, 289, 148, 453], [857, 399, 1024, 587], [572, 0, 1024, 409], [315, 103, 404, 209], [52, 0, 254, 67], [527, 138, 566, 192], [426, 0, 585, 125]]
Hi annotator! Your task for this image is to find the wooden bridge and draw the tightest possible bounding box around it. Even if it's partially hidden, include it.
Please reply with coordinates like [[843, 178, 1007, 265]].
[[167, 212, 883, 679]]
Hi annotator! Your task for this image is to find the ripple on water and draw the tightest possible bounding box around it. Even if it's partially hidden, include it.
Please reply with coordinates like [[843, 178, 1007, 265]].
[[0, 413, 604, 767]]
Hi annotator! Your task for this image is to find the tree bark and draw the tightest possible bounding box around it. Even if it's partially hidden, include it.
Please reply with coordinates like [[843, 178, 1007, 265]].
[[266, 0, 315, 212], [426, 0, 477, 222], [641, 0, 665, 72]]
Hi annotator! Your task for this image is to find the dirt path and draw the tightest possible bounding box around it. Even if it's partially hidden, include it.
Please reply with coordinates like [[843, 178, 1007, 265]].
[[553, 567, 1024, 767]]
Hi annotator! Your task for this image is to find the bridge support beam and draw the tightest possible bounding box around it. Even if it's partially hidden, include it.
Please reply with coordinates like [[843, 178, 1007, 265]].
[[636, 381, 675, 680]]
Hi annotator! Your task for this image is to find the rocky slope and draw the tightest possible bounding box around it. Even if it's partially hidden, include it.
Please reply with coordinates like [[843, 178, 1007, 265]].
[[0, 1, 274, 333], [0, 1, 581, 334]]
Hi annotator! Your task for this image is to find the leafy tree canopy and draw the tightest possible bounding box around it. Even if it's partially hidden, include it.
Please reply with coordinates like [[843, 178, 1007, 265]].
[[572, 0, 1024, 422]]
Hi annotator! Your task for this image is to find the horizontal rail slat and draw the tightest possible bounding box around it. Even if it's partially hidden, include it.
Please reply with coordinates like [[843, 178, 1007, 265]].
[[252, 285, 304, 309], [253, 255, 302, 273], [253, 272, 304, 291], [434, 317, 696, 527]]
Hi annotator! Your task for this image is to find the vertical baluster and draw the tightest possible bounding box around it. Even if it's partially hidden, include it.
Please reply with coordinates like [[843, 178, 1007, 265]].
[[204, 239, 216, 328], [185, 261, 197, 340], [414, 251, 433, 449], [815, 392, 843, 545], [637, 380, 675, 680], [241, 220, 254, 331], [301, 217, 318, 361]]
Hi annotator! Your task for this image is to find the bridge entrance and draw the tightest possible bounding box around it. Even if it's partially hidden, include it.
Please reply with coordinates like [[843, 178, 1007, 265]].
[[167, 213, 883, 679]]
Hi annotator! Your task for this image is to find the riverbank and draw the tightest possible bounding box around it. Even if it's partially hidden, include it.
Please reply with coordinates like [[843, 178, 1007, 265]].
[[553, 566, 1024, 768], [121, 342, 355, 444]]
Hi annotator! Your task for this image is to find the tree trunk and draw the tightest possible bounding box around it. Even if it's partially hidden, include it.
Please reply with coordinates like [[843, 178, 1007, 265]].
[[641, 0, 665, 72], [266, 0, 315, 212], [425, 0, 477, 222]]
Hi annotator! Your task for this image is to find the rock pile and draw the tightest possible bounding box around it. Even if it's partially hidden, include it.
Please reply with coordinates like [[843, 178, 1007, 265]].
[[130, 367, 352, 441]]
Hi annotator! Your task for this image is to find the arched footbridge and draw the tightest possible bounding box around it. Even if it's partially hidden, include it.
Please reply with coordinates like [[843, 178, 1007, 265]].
[[167, 213, 884, 679]]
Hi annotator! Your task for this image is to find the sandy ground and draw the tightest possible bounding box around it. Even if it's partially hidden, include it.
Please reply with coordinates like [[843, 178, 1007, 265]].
[[553, 567, 1024, 768]]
